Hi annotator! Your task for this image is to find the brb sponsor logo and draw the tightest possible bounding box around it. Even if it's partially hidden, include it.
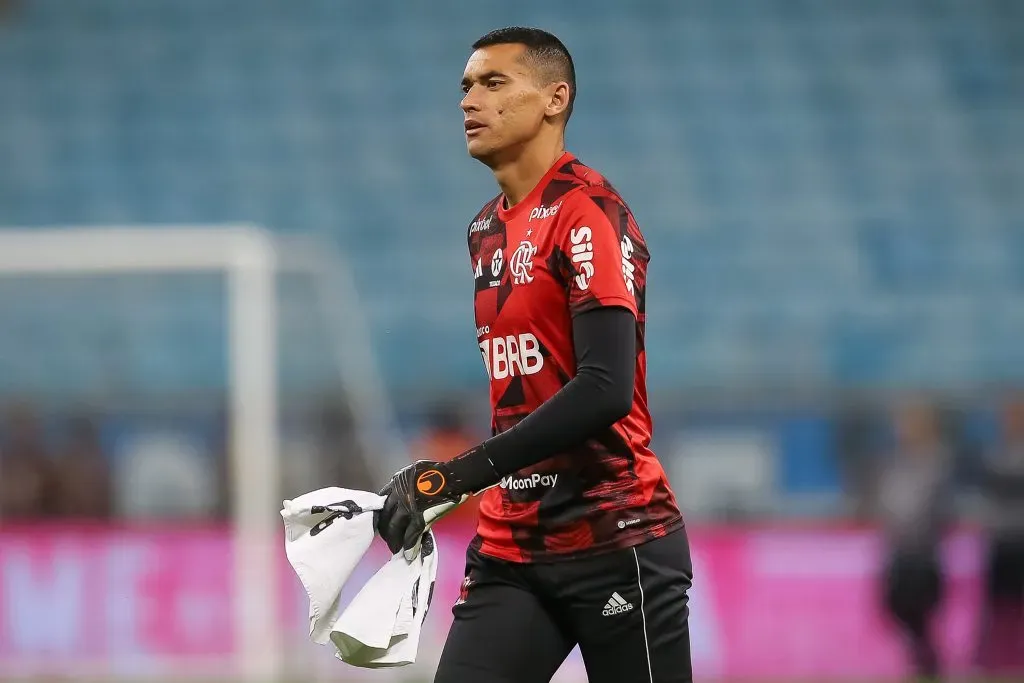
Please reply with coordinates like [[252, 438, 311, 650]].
[[569, 226, 595, 290], [528, 202, 561, 222], [499, 472, 559, 490], [479, 332, 544, 380]]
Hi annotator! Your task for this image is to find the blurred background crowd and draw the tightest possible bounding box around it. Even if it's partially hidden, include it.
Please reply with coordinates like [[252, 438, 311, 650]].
[[0, 0, 1021, 680]]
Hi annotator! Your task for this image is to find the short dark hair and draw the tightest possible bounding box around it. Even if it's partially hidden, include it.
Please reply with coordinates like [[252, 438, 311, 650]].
[[472, 26, 576, 123]]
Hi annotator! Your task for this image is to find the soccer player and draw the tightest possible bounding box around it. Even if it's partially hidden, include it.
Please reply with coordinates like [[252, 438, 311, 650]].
[[375, 27, 694, 683]]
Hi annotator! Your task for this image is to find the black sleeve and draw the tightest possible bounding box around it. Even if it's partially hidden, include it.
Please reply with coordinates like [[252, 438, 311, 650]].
[[444, 306, 636, 496]]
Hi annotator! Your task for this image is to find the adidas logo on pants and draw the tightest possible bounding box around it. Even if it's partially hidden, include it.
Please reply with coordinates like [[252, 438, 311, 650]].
[[602, 591, 634, 616]]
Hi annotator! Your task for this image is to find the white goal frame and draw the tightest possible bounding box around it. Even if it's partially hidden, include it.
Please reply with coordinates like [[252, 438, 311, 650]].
[[0, 224, 405, 681]]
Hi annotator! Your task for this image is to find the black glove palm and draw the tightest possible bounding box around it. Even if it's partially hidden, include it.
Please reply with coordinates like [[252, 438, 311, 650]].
[[375, 460, 468, 560]]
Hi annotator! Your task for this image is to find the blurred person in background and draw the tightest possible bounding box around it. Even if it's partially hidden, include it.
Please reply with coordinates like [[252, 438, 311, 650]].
[[409, 400, 481, 524], [836, 400, 884, 520], [53, 413, 112, 519], [876, 399, 954, 682], [974, 395, 1024, 675], [115, 428, 218, 520], [0, 402, 58, 519], [317, 397, 375, 494]]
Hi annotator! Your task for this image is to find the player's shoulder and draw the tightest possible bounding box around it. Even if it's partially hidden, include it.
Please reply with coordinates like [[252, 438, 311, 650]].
[[553, 156, 636, 218], [550, 157, 646, 247]]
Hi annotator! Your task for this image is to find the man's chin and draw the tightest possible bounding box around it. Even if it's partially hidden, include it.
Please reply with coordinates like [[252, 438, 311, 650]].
[[467, 141, 499, 166], [466, 140, 488, 158]]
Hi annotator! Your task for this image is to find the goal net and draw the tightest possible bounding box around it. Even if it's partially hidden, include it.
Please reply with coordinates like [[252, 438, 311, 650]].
[[0, 225, 408, 682]]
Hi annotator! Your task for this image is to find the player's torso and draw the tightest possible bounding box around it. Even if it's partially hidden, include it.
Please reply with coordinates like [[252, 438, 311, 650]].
[[465, 155, 682, 563], [469, 197, 575, 426]]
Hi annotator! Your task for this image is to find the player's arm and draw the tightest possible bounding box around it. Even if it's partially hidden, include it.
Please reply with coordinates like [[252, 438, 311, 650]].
[[443, 305, 634, 493], [375, 307, 634, 558]]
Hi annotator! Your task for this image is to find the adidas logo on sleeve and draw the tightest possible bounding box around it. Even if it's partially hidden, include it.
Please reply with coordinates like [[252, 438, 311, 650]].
[[601, 591, 634, 616]]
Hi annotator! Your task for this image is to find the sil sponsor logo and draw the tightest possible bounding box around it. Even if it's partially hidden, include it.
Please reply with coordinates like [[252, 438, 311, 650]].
[[569, 226, 595, 290]]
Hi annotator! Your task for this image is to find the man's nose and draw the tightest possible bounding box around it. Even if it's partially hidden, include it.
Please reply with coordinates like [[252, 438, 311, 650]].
[[460, 90, 480, 113]]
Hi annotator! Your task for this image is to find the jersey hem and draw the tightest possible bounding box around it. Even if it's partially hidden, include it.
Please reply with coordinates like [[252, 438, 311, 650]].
[[473, 514, 685, 564]]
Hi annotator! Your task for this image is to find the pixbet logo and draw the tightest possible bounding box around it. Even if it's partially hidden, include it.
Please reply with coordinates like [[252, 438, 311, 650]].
[[479, 332, 544, 380], [528, 202, 561, 222], [499, 472, 559, 490], [470, 215, 493, 233], [569, 226, 595, 290]]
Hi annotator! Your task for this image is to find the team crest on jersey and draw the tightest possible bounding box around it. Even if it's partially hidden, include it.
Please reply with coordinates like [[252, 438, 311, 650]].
[[509, 240, 538, 285]]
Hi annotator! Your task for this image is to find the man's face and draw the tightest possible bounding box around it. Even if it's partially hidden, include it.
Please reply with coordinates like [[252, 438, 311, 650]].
[[460, 44, 552, 163]]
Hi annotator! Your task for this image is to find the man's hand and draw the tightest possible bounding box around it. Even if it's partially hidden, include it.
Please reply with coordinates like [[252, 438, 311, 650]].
[[375, 460, 468, 560]]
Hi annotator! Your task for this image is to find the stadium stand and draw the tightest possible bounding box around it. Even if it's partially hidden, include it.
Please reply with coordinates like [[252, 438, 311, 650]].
[[0, 0, 1021, 398]]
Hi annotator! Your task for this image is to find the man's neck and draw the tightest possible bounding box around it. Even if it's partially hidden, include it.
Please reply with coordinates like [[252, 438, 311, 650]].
[[492, 133, 565, 209]]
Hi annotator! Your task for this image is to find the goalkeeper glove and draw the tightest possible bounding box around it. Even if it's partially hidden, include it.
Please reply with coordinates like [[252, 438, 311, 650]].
[[375, 460, 469, 560]]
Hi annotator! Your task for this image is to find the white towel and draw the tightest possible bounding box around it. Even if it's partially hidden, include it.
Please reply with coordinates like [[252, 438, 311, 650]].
[[281, 487, 438, 668]]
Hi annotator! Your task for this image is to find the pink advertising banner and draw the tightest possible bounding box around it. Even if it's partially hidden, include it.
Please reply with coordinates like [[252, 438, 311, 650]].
[[0, 527, 237, 661], [0, 523, 989, 680]]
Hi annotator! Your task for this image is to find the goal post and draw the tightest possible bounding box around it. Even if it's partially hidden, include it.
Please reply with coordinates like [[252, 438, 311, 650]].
[[0, 224, 406, 681]]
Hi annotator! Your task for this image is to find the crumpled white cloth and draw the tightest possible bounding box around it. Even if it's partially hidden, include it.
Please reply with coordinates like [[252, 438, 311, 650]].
[[281, 487, 438, 667]]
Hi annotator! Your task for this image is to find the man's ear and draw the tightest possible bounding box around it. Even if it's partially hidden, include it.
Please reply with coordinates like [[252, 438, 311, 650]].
[[545, 82, 571, 119]]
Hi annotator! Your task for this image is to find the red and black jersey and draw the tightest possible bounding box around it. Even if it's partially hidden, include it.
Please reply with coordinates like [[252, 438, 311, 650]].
[[466, 151, 683, 563]]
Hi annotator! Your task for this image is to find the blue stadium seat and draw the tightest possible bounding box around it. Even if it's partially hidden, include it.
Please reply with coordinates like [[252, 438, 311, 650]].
[[0, 0, 1021, 396]]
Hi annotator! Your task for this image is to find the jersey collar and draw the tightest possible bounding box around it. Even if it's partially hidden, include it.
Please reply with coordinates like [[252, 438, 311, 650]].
[[496, 151, 575, 223]]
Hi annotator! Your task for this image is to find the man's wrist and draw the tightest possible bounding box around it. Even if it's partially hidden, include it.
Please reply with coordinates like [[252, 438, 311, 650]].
[[442, 443, 501, 496]]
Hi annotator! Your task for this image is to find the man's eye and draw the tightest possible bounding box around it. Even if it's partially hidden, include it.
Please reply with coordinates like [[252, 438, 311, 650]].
[[487, 80, 502, 89]]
